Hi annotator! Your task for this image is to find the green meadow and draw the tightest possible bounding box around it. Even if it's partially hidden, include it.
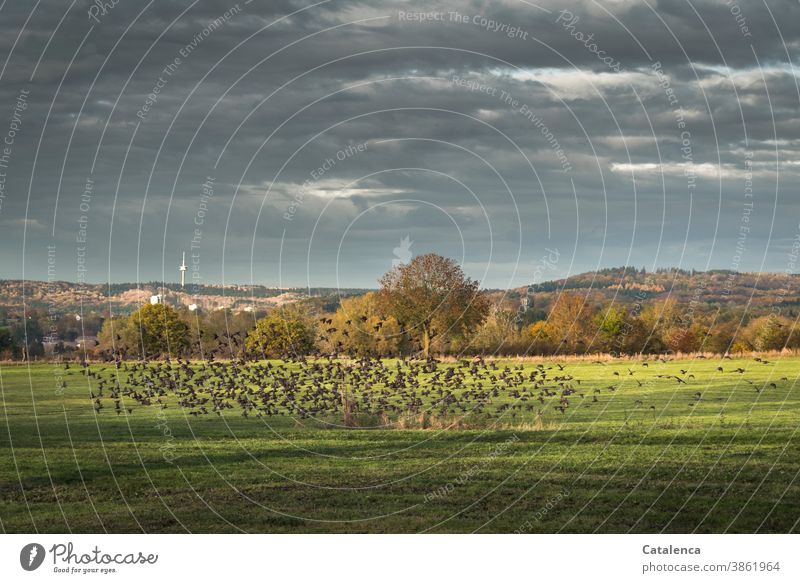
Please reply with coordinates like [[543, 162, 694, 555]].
[[1, 356, 799, 533]]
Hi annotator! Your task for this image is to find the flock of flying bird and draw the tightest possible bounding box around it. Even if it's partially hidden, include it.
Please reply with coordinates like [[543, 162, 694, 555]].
[[58, 352, 786, 425]]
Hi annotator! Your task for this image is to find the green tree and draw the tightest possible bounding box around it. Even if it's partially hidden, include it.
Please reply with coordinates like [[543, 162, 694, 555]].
[[0, 327, 17, 359], [97, 315, 135, 355], [246, 309, 314, 358], [593, 305, 627, 353], [378, 254, 488, 356]]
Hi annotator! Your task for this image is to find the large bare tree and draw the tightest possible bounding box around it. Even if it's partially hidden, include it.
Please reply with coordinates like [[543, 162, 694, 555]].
[[378, 254, 488, 356]]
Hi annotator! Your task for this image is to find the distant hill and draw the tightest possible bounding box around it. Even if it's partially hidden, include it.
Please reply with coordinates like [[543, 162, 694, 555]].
[[2, 268, 798, 315], [0, 280, 370, 314], [499, 267, 800, 314]]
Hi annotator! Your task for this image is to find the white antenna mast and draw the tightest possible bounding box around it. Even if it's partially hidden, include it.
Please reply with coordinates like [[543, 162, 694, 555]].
[[179, 251, 187, 287]]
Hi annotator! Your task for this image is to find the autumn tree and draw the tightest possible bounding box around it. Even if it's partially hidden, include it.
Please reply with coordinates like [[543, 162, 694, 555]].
[[524, 320, 555, 354], [98, 315, 135, 355], [127, 303, 190, 357], [636, 298, 679, 354], [191, 308, 257, 358], [246, 308, 314, 358], [469, 304, 525, 354], [547, 292, 595, 353], [662, 324, 703, 353], [741, 315, 792, 352], [319, 292, 406, 356], [378, 254, 488, 356]]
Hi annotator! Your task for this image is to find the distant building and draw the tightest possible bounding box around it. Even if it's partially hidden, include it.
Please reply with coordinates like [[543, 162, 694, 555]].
[[75, 336, 98, 349], [150, 294, 162, 305], [42, 340, 60, 355]]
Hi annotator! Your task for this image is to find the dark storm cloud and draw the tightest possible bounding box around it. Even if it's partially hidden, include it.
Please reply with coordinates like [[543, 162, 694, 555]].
[[0, 0, 798, 288]]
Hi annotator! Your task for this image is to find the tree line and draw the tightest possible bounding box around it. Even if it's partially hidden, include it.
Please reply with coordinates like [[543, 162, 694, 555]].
[[2, 254, 799, 361]]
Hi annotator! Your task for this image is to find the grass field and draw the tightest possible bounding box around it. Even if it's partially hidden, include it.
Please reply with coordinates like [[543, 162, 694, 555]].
[[1, 356, 799, 533]]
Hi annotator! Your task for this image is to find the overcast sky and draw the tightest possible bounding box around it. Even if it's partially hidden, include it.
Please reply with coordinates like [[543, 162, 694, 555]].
[[0, 0, 798, 288]]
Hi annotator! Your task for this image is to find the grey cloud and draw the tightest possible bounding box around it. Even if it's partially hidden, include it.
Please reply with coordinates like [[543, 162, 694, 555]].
[[0, 0, 798, 287]]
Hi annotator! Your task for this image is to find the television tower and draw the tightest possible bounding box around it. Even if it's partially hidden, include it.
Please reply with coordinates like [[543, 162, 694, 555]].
[[179, 251, 187, 287]]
